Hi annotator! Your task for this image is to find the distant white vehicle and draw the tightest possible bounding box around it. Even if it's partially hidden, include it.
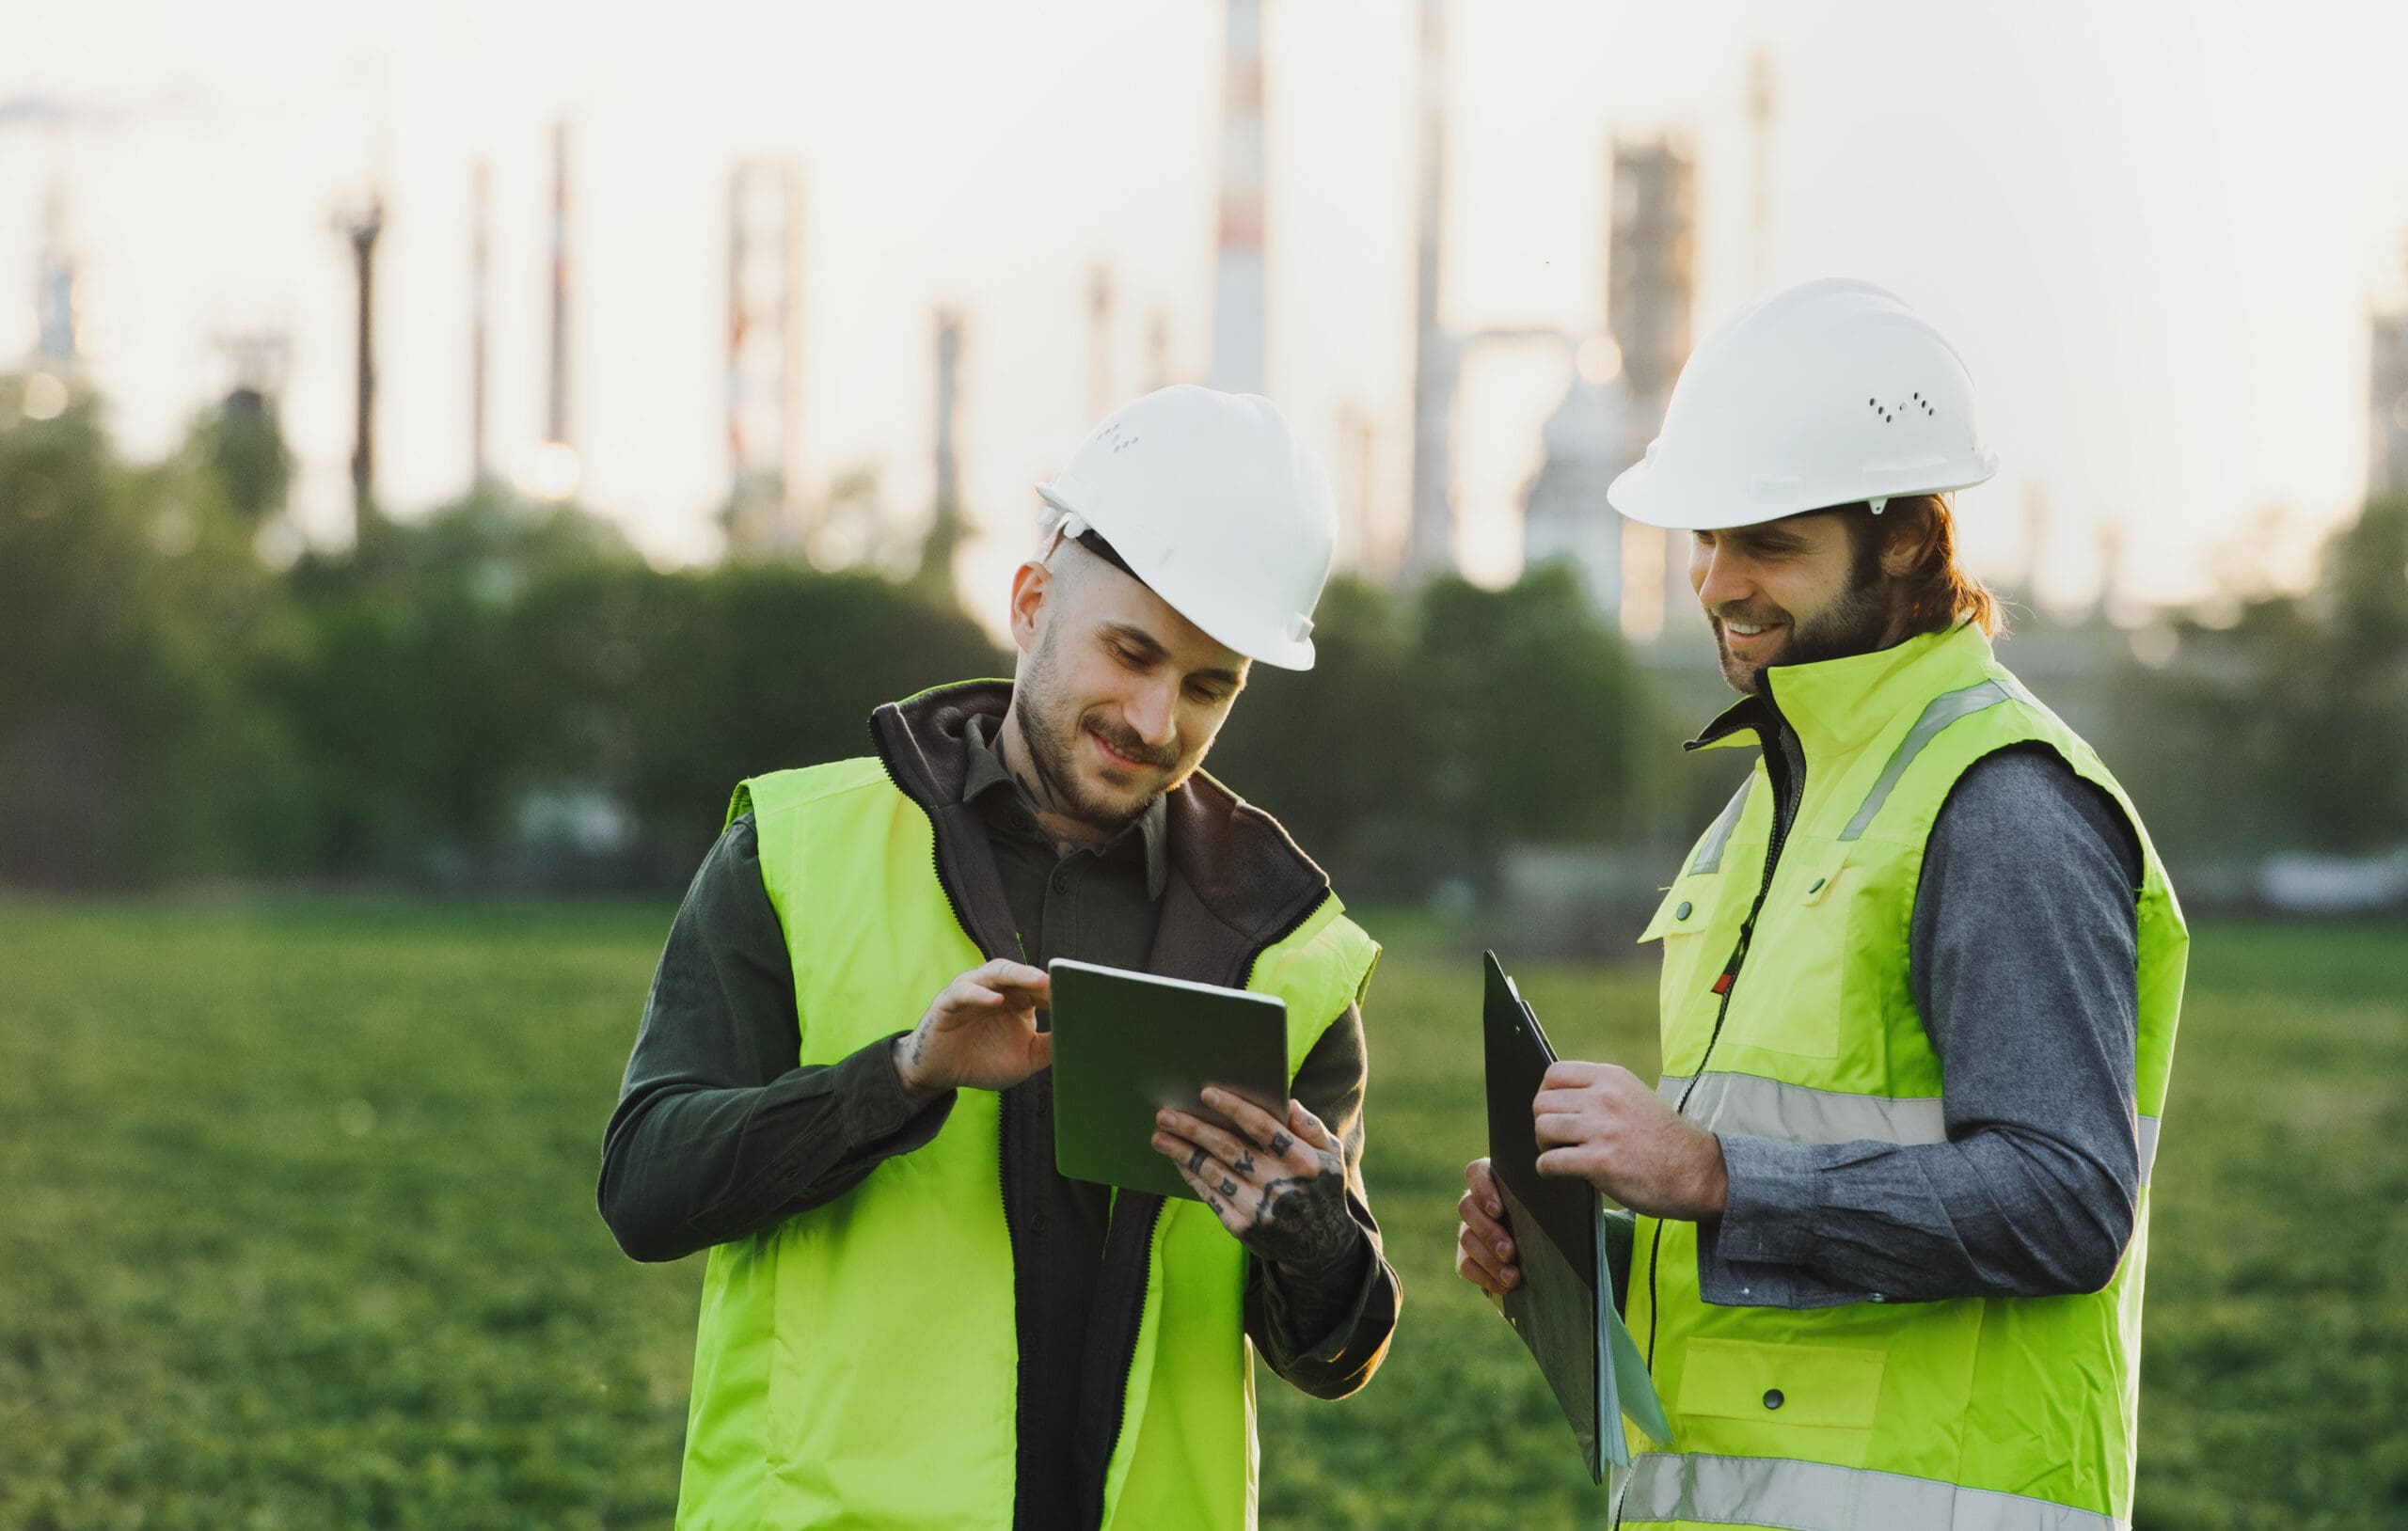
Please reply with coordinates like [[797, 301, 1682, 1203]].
[[2258, 848, 2408, 914]]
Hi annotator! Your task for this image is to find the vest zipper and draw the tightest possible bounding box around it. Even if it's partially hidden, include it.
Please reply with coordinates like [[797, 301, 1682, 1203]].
[[1642, 700, 1804, 1381]]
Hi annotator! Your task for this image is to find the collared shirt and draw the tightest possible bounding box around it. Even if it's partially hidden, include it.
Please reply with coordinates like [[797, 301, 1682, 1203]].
[[959, 712, 1170, 966]]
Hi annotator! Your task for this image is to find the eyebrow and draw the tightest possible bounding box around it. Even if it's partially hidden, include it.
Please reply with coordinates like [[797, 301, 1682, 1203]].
[[1098, 622, 1244, 689], [1729, 527, 1811, 553]]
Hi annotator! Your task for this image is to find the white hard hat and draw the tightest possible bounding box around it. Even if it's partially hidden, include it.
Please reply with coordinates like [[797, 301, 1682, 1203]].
[[1608, 277, 1998, 532], [1036, 385, 1336, 671]]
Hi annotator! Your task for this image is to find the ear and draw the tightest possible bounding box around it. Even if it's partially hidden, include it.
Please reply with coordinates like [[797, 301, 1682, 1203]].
[[1876, 510, 1939, 578], [1007, 560, 1052, 655]]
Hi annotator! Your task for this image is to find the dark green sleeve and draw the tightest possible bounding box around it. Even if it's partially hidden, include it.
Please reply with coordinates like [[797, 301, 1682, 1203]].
[[596, 813, 955, 1262], [1243, 1001, 1402, 1399]]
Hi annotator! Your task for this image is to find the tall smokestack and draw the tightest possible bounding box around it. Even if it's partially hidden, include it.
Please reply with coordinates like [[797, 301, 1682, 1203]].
[[725, 160, 806, 556], [470, 160, 491, 487], [935, 309, 961, 516], [34, 179, 78, 371], [1748, 52, 1776, 297], [1088, 264, 1116, 422], [343, 196, 385, 525], [546, 121, 571, 450], [1403, 0, 1457, 582], [1146, 310, 1174, 393], [914, 308, 970, 602], [1209, 0, 1268, 395]]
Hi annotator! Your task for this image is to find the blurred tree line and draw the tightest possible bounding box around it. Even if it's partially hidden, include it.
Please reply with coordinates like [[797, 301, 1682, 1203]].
[[2097, 493, 2408, 860], [0, 378, 1670, 894]]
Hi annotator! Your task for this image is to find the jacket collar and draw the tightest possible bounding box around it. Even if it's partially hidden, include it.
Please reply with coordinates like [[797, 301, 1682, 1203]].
[[1686, 622, 2000, 770]]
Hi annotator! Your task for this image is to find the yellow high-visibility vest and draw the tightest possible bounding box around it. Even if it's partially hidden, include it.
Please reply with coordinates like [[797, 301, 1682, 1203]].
[[673, 755, 1378, 1530], [1625, 623, 2187, 1531]]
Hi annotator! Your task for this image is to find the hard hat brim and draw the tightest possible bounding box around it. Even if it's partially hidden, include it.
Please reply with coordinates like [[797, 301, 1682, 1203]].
[[1607, 453, 2000, 532]]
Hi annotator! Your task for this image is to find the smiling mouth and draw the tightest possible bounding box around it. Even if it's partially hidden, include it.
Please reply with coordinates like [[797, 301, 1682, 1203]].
[[1720, 619, 1783, 643], [1087, 728, 1159, 773]]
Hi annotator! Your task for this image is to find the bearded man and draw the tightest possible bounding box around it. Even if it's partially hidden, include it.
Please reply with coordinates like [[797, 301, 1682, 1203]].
[[603, 387, 1397, 1531], [1458, 280, 2187, 1531]]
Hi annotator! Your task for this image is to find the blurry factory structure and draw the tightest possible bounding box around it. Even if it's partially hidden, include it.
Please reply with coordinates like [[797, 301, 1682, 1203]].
[[515, 121, 582, 504], [1407, 0, 1703, 641], [1747, 50, 1777, 299], [1402, 0, 1456, 585], [1209, 0, 1268, 396], [336, 193, 385, 525], [1520, 136, 1699, 638], [1404, 0, 1590, 587], [2370, 260, 2408, 497], [1088, 265, 1117, 427], [467, 161, 494, 488], [34, 180, 80, 374], [1605, 137, 1699, 639], [722, 159, 808, 558], [913, 308, 972, 599], [1518, 342, 1637, 614]]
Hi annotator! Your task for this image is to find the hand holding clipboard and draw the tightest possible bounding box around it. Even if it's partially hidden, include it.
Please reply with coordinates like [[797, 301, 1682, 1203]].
[[1472, 951, 1671, 1483]]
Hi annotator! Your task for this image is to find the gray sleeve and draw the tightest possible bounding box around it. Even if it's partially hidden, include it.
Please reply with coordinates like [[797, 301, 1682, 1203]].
[[1244, 1002, 1402, 1399], [1697, 745, 2145, 1307], [596, 813, 955, 1263]]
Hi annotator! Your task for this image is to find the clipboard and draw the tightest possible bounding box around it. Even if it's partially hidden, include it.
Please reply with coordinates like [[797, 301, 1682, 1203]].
[[1481, 950, 1671, 1483], [1046, 957, 1289, 1202]]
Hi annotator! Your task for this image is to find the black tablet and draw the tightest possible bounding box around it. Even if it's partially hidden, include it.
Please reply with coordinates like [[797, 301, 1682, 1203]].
[[1048, 958, 1289, 1202]]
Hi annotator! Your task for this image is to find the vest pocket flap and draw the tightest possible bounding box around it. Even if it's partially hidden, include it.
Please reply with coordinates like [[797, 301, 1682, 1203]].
[[1795, 850, 1851, 907], [1677, 1339, 1886, 1430], [1638, 882, 1705, 944]]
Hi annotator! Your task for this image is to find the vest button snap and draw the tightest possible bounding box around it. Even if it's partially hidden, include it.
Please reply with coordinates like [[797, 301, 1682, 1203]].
[[1674, 901, 1692, 920], [1763, 1388, 1784, 1411]]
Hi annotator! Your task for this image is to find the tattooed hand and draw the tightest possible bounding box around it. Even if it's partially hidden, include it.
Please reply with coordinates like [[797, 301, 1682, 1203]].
[[1152, 1089, 1361, 1274], [892, 960, 1053, 1107]]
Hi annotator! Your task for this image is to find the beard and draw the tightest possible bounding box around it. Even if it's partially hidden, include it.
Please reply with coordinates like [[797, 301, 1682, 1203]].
[[1016, 627, 1184, 834], [1716, 539, 1893, 695]]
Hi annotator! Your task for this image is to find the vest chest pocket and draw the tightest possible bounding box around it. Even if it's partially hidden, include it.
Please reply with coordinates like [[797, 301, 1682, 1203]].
[[1639, 876, 1731, 1072], [1675, 1337, 1887, 1468], [1719, 847, 1853, 1063]]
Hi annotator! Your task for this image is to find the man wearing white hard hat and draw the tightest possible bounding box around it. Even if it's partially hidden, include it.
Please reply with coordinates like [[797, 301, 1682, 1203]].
[[1456, 280, 2188, 1529], [601, 386, 1397, 1530]]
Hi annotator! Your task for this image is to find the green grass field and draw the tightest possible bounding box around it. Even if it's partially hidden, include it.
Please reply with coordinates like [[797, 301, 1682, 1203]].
[[1, 902, 2400, 1529]]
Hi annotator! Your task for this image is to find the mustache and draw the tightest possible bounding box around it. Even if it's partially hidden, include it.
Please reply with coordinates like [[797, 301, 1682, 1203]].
[[1085, 716, 1178, 769]]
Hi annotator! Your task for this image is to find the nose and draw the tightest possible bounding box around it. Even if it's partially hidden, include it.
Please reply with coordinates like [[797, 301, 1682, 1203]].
[[1692, 536, 1752, 614], [1122, 679, 1179, 754]]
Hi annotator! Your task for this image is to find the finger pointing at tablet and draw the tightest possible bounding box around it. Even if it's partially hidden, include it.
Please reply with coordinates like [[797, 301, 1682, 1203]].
[[894, 960, 1053, 1105]]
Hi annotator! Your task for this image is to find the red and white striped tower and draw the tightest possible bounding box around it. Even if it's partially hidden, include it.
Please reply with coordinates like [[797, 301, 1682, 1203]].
[[1208, 0, 1268, 397]]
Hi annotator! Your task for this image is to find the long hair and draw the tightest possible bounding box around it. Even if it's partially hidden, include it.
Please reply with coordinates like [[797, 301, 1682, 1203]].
[[1851, 493, 2004, 639]]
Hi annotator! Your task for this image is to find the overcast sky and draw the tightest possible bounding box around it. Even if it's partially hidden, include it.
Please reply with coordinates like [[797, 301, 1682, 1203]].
[[7, 0, 2407, 628]]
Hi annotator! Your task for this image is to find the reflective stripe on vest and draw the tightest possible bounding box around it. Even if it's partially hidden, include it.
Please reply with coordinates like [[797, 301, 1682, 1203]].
[[1657, 1073, 2163, 1186], [1839, 677, 2020, 841], [1624, 1452, 2130, 1531], [1692, 780, 1754, 874]]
